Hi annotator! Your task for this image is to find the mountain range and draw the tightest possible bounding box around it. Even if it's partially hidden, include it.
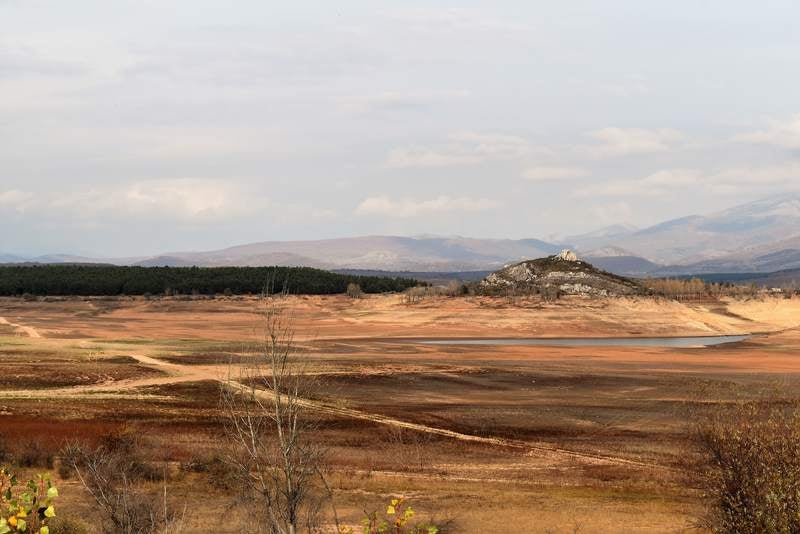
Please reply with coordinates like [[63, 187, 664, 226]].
[[3, 194, 800, 277]]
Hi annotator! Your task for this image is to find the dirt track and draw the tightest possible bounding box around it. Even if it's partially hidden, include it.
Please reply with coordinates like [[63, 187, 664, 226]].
[[0, 334, 672, 471], [0, 316, 41, 338]]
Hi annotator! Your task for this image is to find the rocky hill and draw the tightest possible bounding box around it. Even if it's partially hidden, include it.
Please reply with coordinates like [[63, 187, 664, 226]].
[[478, 250, 647, 297]]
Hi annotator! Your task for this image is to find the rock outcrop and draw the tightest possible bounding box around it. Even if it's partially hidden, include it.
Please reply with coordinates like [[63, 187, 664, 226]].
[[477, 251, 646, 297], [554, 249, 578, 262]]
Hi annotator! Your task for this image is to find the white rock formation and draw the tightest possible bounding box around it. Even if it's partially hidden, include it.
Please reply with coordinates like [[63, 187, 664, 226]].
[[555, 249, 578, 262]]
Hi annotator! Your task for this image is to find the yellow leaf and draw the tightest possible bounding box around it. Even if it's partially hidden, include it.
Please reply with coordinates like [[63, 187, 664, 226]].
[[7, 517, 16, 528], [44, 506, 55, 518]]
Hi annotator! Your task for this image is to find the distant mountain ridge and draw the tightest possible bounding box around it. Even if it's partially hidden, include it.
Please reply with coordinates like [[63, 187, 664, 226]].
[[3, 194, 800, 276], [573, 194, 800, 268]]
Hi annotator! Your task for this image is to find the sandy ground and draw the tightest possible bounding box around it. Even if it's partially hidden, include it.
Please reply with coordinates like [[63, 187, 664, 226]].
[[2, 294, 800, 532], [2, 293, 798, 341]]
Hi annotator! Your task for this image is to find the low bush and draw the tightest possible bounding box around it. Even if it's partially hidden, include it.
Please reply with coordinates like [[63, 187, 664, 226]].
[[346, 283, 363, 299], [46, 517, 89, 534], [696, 401, 800, 533], [180, 452, 238, 490], [15, 440, 55, 470]]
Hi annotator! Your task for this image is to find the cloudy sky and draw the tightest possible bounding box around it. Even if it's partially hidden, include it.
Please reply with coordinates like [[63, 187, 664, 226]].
[[2, 0, 800, 257]]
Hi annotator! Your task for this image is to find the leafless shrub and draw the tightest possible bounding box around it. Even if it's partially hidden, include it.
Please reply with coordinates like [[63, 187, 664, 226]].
[[695, 399, 800, 533], [645, 278, 761, 301], [382, 428, 433, 472], [401, 286, 428, 305], [220, 292, 337, 534], [346, 283, 363, 299], [180, 451, 239, 491], [539, 285, 562, 302], [16, 438, 56, 469], [401, 283, 467, 304], [60, 430, 184, 534]]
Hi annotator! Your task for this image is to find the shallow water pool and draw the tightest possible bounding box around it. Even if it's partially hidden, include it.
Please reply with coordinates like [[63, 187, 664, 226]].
[[415, 335, 751, 348]]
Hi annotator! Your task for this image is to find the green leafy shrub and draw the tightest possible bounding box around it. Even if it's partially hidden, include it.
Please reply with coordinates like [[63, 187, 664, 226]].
[[341, 498, 440, 534], [0, 469, 58, 533]]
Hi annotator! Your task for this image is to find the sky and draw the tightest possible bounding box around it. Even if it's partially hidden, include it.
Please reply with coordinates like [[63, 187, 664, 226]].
[[2, 0, 800, 257]]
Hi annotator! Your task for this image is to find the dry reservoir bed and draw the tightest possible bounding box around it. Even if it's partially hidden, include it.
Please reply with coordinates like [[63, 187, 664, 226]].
[[1, 294, 800, 532]]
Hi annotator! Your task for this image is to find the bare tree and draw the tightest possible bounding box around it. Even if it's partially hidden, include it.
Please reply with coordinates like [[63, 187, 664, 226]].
[[220, 293, 334, 534]]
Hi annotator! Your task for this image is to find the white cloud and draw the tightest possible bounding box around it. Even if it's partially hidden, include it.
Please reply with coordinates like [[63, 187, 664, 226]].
[[591, 201, 634, 224], [386, 131, 533, 168], [386, 147, 482, 168], [0, 42, 85, 79], [575, 169, 702, 197], [2, 180, 273, 222], [737, 114, 800, 149], [598, 75, 650, 98], [640, 169, 702, 187], [587, 128, 683, 156], [388, 7, 528, 35], [575, 171, 693, 198], [575, 163, 800, 198], [523, 166, 587, 182], [337, 90, 469, 115], [355, 195, 499, 217], [0, 189, 34, 212], [703, 163, 800, 193]]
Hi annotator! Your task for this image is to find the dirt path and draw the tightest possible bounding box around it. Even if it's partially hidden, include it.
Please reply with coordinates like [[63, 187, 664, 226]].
[[0, 316, 41, 338], [220, 369, 674, 471], [0, 349, 671, 470]]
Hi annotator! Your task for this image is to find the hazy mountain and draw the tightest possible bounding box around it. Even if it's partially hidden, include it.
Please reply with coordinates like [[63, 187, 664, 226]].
[[0, 253, 25, 263], [733, 268, 800, 288], [145, 236, 563, 271], [600, 194, 800, 264], [5, 195, 800, 274], [584, 255, 662, 277], [333, 269, 491, 286], [622, 196, 800, 274], [654, 248, 800, 276], [563, 225, 639, 251], [134, 256, 207, 268]]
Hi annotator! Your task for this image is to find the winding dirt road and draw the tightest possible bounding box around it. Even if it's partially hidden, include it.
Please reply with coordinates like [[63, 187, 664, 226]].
[[0, 350, 670, 471], [0, 316, 41, 338]]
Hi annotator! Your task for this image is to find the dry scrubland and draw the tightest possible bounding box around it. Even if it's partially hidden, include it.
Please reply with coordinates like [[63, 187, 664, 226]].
[[1, 294, 800, 532]]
